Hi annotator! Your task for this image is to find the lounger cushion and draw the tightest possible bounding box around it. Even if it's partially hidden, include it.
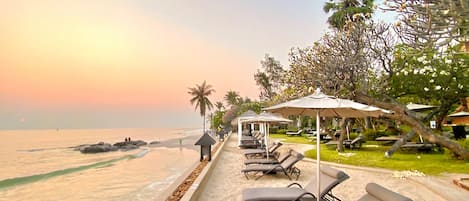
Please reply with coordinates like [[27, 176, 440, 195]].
[[241, 164, 281, 172], [304, 166, 349, 198], [244, 158, 278, 165], [357, 183, 412, 201], [243, 187, 314, 201], [244, 149, 292, 165], [243, 149, 267, 155], [321, 166, 349, 180]]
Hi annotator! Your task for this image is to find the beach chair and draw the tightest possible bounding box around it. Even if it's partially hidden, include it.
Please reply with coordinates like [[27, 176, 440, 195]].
[[241, 151, 303, 180], [243, 142, 282, 158], [357, 183, 413, 201], [326, 135, 364, 150], [244, 149, 293, 165], [239, 132, 265, 149], [286, 129, 303, 137], [242, 165, 349, 201]]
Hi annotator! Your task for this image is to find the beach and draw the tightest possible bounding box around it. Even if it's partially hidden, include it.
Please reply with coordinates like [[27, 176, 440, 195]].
[[0, 128, 203, 201], [191, 134, 469, 201]]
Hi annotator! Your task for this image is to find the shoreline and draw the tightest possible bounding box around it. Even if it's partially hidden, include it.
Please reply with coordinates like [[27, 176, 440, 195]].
[[163, 133, 229, 201]]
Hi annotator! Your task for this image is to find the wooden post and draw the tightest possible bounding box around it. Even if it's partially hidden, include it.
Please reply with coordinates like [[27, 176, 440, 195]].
[[200, 146, 203, 161]]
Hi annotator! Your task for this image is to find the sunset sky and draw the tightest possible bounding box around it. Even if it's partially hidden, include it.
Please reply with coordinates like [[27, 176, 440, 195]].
[[0, 1, 339, 129]]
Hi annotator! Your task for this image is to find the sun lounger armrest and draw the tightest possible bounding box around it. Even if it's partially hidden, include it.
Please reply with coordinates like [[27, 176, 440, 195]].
[[287, 182, 303, 188], [364, 183, 413, 201], [294, 192, 316, 201]]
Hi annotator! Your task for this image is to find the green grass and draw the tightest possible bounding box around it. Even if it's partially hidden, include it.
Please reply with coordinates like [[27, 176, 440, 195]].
[[269, 133, 469, 175]]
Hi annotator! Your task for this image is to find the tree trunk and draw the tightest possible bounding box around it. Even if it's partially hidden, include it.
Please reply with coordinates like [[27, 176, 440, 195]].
[[203, 113, 206, 133], [434, 102, 454, 130], [337, 118, 349, 152], [385, 130, 416, 158], [365, 117, 372, 129], [355, 92, 469, 160]]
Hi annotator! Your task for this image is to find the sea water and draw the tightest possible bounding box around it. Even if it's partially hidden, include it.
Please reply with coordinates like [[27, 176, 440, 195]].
[[0, 128, 202, 201]]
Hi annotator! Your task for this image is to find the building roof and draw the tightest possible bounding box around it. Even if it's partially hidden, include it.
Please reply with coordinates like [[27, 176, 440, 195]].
[[194, 133, 216, 145], [448, 111, 469, 117]]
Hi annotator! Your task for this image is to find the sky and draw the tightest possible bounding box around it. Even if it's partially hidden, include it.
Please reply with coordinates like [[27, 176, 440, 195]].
[[0, 0, 339, 129]]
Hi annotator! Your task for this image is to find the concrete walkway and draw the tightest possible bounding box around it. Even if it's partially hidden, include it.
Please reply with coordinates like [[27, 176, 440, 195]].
[[193, 134, 469, 201]]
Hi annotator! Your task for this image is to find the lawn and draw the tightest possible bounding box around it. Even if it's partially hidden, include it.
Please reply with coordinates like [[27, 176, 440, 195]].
[[269, 133, 469, 175]]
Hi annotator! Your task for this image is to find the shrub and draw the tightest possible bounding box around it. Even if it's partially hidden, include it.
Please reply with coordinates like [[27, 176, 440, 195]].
[[269, 127, 278, 134], [276, 129, 287, 134], [444, 139, 469, 160], [362, 129, 387, 141]]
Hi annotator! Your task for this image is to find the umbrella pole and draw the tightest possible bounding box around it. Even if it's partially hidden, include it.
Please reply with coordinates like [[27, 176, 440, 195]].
[[238, 118, 242, 146], [266, 123, 269, 160], [316, 112, 320, 201]]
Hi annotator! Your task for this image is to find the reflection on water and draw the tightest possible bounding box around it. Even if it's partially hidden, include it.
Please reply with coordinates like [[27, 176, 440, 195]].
[[0, 128, 202, 201]]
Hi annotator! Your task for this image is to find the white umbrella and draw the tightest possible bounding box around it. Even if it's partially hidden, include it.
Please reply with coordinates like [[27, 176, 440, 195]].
[[241, 112, 292, 159], [237, 110, 258, 146], [406, 103, 437, 112], [264, 88, 387, 201]]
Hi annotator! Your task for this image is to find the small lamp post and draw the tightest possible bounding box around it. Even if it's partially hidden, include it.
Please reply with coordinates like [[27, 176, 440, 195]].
[[194, 132, 216, 161]]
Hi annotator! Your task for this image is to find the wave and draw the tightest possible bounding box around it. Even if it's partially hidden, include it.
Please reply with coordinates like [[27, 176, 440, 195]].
[[16, 147, 70, 152], [0, 149, 150, 190]]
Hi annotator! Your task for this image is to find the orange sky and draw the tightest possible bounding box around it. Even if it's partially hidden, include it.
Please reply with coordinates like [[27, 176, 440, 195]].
[[0, 0, 328, 129]]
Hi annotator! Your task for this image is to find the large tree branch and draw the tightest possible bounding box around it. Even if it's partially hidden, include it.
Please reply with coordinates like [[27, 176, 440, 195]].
[[354, 91, 469, 160]]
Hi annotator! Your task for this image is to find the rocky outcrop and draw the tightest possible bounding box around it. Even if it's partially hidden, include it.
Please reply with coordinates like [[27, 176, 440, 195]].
[[113, 140, 147, 147], [79, 142, 118, 153], [77, 140, 148, 154]]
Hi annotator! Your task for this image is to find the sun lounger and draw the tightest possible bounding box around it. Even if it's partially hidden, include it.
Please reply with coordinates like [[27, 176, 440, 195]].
[[239, 132, 265, 148], [286, 129, 303, 137], [244, 149, 293, 165], [243, 142, 282, 158], [242, 165, 349, 200], [400, 142, 436, 152], [357, 183, 413, 201], [241, 150, 303, 180], [326, 135, 364, 150]]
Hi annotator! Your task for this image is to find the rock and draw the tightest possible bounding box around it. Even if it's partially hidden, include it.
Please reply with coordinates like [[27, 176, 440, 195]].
[[149, 141, 160, 145], [79, 143, 118, 153], [77, 139, 148, 154], [120, 144, 139, 151], [113, 140, 147, 147]]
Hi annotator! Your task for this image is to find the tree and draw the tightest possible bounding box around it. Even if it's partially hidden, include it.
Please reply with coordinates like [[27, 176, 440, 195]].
[[215, 101, 224, 112], [323, 0, 375, 30], [383, 0, 469, 49], [188, 81, 215, 132], [284, 21, 469, 159], [224, 90, 241, 106], [389, 45, 468, 129], [254, 54, 285, 101]]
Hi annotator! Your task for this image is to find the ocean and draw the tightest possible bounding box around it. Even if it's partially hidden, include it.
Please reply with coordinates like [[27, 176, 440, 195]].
[[0, 128, 202, 201]]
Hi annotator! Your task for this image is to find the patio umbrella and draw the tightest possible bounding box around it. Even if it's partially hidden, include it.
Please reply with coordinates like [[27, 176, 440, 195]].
[[406, 103, 437, 112], [242, 112, 292, 159], [237, 110, 258, 146], [264, 88, 387, 201]]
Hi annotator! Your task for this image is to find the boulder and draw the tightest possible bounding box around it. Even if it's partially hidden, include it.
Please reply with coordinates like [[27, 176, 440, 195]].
[[120, 144, 139, 151], [77, 140, 148, 154], [113, 140, 147, 147], [79, 142, 118, 154]]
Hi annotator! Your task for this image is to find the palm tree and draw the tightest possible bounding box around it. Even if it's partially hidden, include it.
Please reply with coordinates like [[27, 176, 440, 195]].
[[215, 101, 224, 111], [188, 81, 215, 132], [224, 90, 240, 106], [323, 0, 374, 30]]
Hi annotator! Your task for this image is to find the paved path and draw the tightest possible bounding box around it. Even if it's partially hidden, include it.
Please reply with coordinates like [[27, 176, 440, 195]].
[[195, 134, 469, 201]]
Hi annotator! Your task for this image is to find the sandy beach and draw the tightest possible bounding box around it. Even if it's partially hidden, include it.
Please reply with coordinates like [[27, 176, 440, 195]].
[[192, 134, 469, 201]]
